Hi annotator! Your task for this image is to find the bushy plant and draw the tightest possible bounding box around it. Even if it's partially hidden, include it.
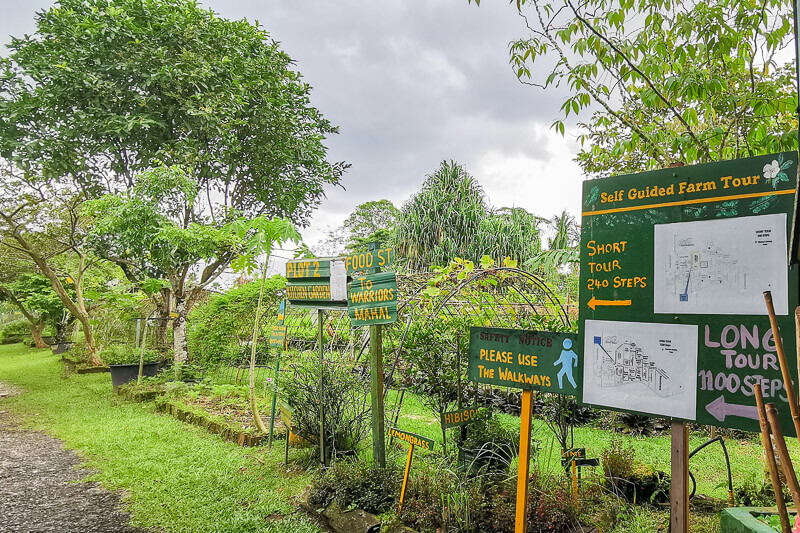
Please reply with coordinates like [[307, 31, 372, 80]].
[[186, 277, 285, 368], [0, 319, 31, 344], [100, 344, 159, 366], [278, 351, 371, 458], [601, 435, 669, 504], [308, 460, 401, 514], [735, 478, 791, 507], [460, 412, 520, 475]]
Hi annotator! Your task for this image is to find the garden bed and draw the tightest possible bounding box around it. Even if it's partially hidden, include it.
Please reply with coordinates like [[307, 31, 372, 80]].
[[153, 391, 285, 448]]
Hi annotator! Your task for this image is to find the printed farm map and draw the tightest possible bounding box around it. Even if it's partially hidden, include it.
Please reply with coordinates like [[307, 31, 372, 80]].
[[653, 214, 788, 315]]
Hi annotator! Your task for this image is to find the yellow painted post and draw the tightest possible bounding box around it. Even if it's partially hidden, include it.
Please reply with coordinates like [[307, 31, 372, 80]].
[[398, 443, 415, 512], [572, 459, 578, 506], [515, 389, 534, 533]]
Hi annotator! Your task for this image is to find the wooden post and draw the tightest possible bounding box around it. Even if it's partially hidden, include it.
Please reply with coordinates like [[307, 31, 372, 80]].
[[318, 309, 326, 467], [398, 443, 414, 512], [268, 352, 280, 447], [370, 324, 386, 469], [515, 389, 534, 533], [764, 292, 800, 442], [766, 403, 800, 510], [756, 385, 791, 533], [670, 420, 689, 533], [795, 306, 800, 412], [571, 459, 578, 506]]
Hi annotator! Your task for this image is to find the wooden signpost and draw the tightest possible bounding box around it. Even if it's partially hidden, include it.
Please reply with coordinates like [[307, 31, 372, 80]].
[[285, 258, 349, 466], [468, 326, 580, 533], [346, 243, 395, 470], [387, 426, 435, 512], [579, 153, 800, 532]]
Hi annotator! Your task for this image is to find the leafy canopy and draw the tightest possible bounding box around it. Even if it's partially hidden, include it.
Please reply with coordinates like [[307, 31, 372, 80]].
[[395, 160, 541, 271], [474, 0, 798, 176], [0, 0, 346, 221], [83, 166, 237, 286]]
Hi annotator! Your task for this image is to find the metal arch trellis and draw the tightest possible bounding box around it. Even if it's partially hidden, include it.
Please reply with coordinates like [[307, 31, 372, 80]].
[[420, 267, 572, 331], [384, 267, 573, 436]]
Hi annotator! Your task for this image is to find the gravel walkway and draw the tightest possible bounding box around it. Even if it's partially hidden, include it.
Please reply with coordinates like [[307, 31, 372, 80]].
[[0, 382, 147, 533]]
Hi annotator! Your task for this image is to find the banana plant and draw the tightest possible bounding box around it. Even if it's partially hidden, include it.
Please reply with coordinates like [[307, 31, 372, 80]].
[[227, 216, 301, 433]]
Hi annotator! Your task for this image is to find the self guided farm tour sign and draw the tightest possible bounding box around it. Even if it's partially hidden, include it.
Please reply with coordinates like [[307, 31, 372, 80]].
[[579, 152, 799, 436]]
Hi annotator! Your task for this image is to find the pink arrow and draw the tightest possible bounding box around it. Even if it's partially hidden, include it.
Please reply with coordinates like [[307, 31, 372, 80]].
[[705, 395, 759, 423]]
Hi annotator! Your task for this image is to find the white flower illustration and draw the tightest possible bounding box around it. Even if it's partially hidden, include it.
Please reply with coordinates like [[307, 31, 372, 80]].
[[763, 160, 780, 181]]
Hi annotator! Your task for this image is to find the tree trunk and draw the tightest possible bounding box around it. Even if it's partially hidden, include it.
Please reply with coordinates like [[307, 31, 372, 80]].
[[31, 319, 47, 349], [172, 297, 189, 366]]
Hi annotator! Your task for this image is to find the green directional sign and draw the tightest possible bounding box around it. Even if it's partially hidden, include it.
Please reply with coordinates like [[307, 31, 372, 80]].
[[286, 258, 348, 309], [345, 247, 394, 275], [580, 152, 799, 435], [387, 426, 434, 451], [269, 325, 286, 349], [468, 327, 580, 395], [348, 271, 397, 326], [440, 407, 489, 429]]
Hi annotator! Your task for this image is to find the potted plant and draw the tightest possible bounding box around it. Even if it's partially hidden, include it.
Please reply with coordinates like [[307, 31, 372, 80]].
[[101, 345, 160, 388]]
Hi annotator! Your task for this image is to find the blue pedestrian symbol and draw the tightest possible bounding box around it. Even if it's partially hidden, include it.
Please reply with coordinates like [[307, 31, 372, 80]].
[[554, 338, 578, 389]]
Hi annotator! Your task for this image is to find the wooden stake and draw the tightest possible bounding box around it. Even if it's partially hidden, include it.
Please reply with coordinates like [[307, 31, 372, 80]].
[[795, 305, 800, 408], [766, 403, 800, 511], [515, 389, 534, 533], [370, 324, 386, 469], [764, 292, 800, 442], [398, 443, 414, 512], [318, 309, 326, 467], [756, 384, 791, 533], [670, 420, 689, 533], [571, 459, 578, 506], [268, 352, 280, 447]]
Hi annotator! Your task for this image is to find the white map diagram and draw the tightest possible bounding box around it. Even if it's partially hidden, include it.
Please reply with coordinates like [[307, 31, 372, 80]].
[[583, 320, 698, 420], [653, 214, 788, 315]]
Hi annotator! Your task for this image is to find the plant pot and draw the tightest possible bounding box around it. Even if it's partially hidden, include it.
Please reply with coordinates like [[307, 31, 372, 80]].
[[41, 336, 56, 345], [50, 342, 74, 354], [109, 363, 159, 388]]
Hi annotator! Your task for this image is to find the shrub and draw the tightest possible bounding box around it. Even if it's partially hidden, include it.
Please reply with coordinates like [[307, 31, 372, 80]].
[[601, 435, 669, 504], [99, 344, 159, 365], [187, 276, 285, 368], [0, 319, 31, 344], [308, 460, 401, 514], [278, 351, 371, 458], [460, 412, 520, 476], [735, 478, 791, 507]]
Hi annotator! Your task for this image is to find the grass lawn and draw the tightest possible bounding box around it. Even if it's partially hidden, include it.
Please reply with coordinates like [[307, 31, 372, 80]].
[[0, 344, 318, 533], [0, 342, 784, 533]]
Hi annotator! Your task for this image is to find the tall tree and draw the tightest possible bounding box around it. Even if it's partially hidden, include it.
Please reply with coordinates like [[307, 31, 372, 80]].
[[470, 0, 797, 176], [395, 160, 489, 271], [84, 166, 238, 363], [0, 170, 103, 362], [341, 200, 400, 253], [0, 0, 347, 347]]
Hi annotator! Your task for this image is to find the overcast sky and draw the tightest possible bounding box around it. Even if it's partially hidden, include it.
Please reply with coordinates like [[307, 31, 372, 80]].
[[1, 0, 584, 258]]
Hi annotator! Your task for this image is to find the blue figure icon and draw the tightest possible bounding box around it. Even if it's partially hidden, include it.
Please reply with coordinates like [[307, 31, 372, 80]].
[[554, 338, 578, 389]]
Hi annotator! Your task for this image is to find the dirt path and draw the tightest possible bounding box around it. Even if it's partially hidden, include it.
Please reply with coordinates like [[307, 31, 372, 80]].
[[0, 382, 147, 533]]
